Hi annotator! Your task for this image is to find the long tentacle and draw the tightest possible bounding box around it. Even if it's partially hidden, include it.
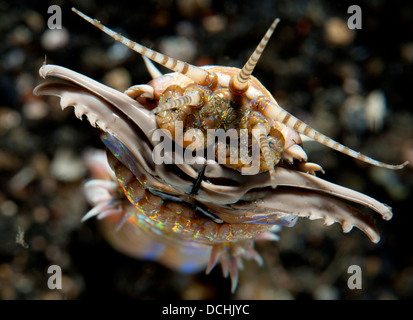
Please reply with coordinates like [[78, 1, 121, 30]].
[[72, 8, 217, 87], [258, 98, 409, 169], [230, 18, 280, 93]]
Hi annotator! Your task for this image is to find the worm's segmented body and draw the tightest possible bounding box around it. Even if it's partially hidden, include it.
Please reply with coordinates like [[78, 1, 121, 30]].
[[34, 8, 408, 292]]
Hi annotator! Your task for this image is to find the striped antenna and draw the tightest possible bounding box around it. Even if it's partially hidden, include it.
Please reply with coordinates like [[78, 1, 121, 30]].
[[72, 8, 216, 86], [252, 125, 277, 185], [230, 18, 280, 94], [260, 99, 409, 170], [152, 91, 202, 114]]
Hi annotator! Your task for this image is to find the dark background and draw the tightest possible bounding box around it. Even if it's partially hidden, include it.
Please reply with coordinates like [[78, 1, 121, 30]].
[[0, 0, 412, 299]]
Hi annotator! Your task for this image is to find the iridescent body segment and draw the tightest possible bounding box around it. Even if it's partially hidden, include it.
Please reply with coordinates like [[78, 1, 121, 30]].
[[108, 149, 271, 245], [34, 8, 408, 292]]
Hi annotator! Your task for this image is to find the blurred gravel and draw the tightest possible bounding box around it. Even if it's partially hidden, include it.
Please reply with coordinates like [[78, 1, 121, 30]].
[[1, 0, 412, 300]]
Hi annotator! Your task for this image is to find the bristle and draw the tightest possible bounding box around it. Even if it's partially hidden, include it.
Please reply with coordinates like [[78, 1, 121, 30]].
[[229, 262, 239, 293], [82, 201, 113, 222], [220, 257, 230, 278], [230, 18, 280, 93], [246, 247, 263, 266], [206, 245, 222, 274], [255, 231, 280, 241], [261, 99, 409, 170], [72, 8, 215, 86], [115, 210, 132, 232]]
